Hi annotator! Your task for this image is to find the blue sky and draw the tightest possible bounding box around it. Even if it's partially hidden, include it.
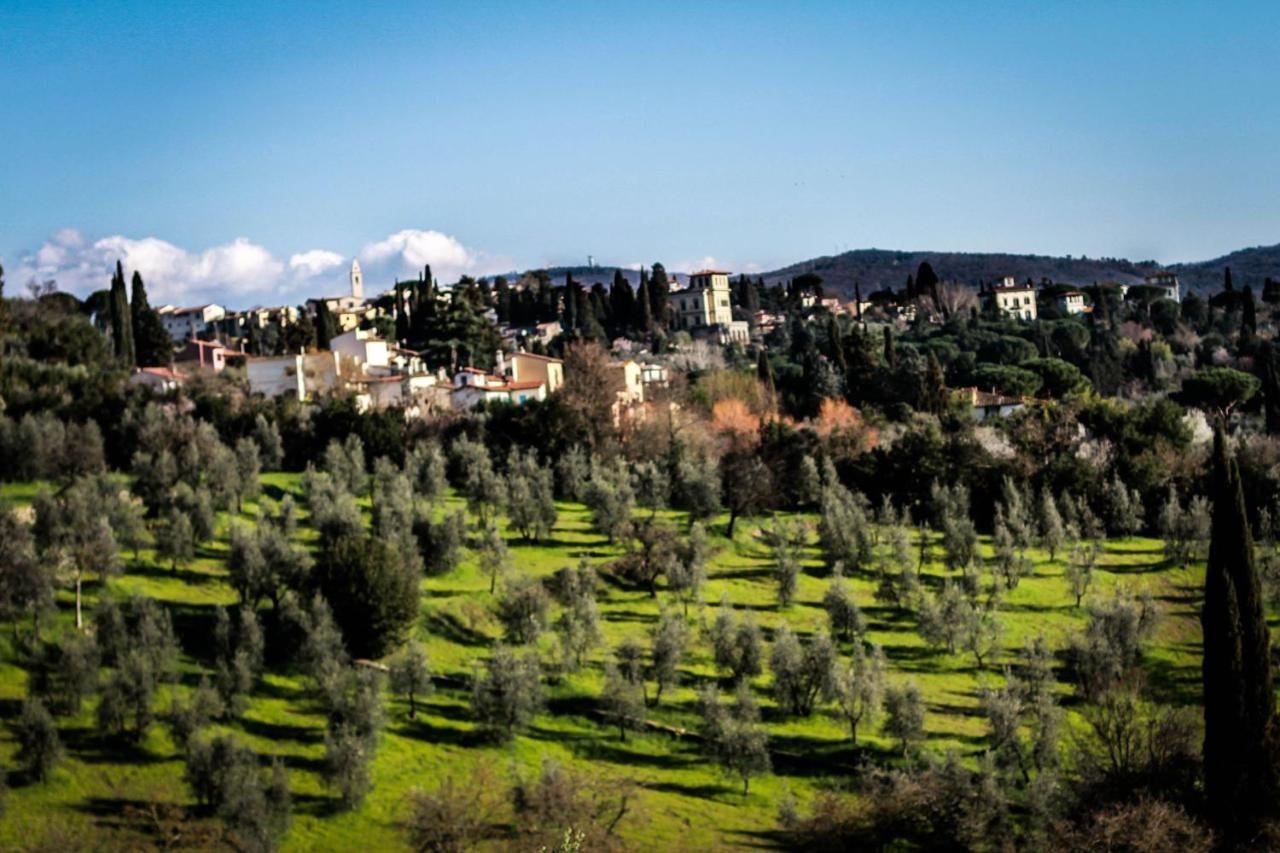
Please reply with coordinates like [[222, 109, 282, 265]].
[[2, 0, 1278, 305]]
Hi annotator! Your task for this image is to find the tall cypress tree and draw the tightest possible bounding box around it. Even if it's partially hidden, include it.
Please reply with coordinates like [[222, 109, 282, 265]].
[[315, 301, 338, 350], [882, 326, 896, 370], [637, 274, 653, 332], [757, 349, 775, 400], [1224, 265, 1235, 292], [1261, 342, 1280, 434], [108, 261, 134, 365], [649, 263, 670, 327], [394, 280, 409, 343], [1243, 285, 1257, 337], [130, 271, 172, 366], [1203, 427, 1277, 833]]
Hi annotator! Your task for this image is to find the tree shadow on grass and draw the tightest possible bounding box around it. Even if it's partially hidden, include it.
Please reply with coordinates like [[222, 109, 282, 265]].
[[711, 566, 771, 583], [1144, 656, 1201, 706], [724, 827, 790, 849], [291, 791, 344, 818], [61, 727, 170, 768], [390, 717, 486, 749], [73, 795, 174, 832], [239, 716, 323, 745], [124, 563, 226, 587], [644, 779, 730, 800], [576, 739, 697, 771], [421, 610, 491, 647], [1100, 560, 1172, 576], [601, 608, 659, 626]]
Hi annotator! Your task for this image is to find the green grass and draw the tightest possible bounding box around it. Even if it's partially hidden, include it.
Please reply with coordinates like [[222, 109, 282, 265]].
[[0, 476, 1204, 850]]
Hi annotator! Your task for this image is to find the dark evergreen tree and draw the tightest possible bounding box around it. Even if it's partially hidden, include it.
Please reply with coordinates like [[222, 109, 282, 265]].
[[1243, 285, 1257, 337], [649, 263, 670, 327], [637, 273, 653, 332], [1224, 265, 1234, 292], [1202, 427, 1277, 833], [130, 271, 173, 366], [1261, 341, 1280, 434], [315, 301, 339, 351], [915, 261, 940, 308], [108, 261, 135, 365], [394, 281, 409, 343], [757, 349, 775, 400], [882, 326, 896, 370]]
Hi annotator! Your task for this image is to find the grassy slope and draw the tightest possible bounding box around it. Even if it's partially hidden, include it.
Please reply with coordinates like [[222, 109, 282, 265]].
[[0, 475, 1203, 850]]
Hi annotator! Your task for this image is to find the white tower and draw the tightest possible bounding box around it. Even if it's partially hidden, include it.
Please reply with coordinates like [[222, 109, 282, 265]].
[[350, 259, 364, 300]]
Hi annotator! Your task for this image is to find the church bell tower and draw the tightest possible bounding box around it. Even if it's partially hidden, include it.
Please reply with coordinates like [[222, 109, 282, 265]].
[[350, 259, 364, 300]]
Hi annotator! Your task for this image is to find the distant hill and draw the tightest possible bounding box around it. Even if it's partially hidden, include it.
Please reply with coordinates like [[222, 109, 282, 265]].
[[760, 250, 1160, 298], [1170, 243, 1280, 293], [492, 244, 1280, 300]]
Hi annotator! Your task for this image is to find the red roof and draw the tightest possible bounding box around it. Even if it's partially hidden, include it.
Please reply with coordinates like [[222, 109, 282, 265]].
[[506, 380, 546, 391]]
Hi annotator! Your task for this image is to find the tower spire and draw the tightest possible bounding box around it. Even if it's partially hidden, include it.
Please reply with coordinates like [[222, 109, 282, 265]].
[[350, 258, 364, 300]]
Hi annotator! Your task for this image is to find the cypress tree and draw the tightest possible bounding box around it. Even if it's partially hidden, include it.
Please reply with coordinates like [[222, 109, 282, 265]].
[[131, 271, 173, 366], [827, 315, 847, 375], [757, 349, 775, 399], [649, 263, 670, 326], [315, 301, 338, 351], [108, 261, 135, 365], [1243, 285, 1257, 337], [637, 275, 653, 332], [1224, 265, 1235, 292], [1203, 426, 1277, 832], [1261, 342, 1280, 435], [882, 326, 896, 370], [393, 281, 407, 343]]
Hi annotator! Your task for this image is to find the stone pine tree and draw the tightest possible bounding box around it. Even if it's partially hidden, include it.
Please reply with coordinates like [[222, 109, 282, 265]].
[[1203, 427, 1278, 833]]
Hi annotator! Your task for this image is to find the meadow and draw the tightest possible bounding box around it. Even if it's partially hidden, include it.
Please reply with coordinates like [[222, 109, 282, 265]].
[[0, 473, 1204, 850]]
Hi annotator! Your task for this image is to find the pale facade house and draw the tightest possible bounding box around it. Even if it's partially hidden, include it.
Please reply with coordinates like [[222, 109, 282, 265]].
[[669, 270, 750, 343], [158, 304, 226, 343], [984, 278, 1037, 321], [1144, 271, 1181, 302], [509, 352, 564, 394], [330, 328, 390, 373], [176, 338, 230, 371], [958, 386, 1027, 420], [610, 360, 645, 406], [246, 351, 343, 400], [1056, 291, 1088, 315]]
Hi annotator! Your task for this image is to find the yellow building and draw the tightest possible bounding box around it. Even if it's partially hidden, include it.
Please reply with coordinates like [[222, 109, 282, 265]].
[[509, 351, 565, 394], [670, 270, 734, 330]]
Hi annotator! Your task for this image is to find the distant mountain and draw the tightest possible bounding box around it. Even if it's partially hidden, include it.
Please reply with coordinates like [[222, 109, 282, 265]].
[[1170, 243, 1280, 293]]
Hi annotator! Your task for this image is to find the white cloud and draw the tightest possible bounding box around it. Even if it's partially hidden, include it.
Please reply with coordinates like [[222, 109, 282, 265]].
[[359, 228, 511, 285], [10, 227, 506, 307], [289, 249, 346, 279]]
